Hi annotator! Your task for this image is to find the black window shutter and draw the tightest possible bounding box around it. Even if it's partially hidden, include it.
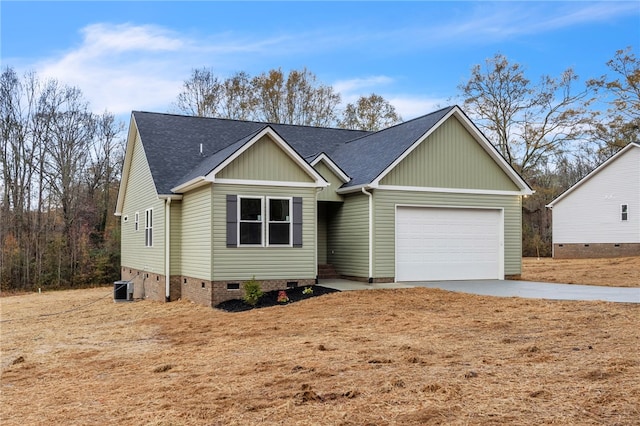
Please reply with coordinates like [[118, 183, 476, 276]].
[[293, 197, 303, 247], [226, 194, 237, 247]]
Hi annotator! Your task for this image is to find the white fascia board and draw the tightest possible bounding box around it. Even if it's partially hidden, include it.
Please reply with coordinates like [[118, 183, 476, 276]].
[[115, 115, 142, 215], [171, 176, 208, 193], [377, 184, 530, 196], [212, 178, 326, 188], [547, 142, 639, 208], [207, 126, 329, 187], [370, 106, 532, 195], [310, 153, 351, 183], [336, 183, 377, 195], [158, 194, 183, 201]]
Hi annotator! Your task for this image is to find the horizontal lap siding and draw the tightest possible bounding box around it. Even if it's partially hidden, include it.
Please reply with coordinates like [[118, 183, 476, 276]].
[[373, 190, 522, 277], [328, 193, 369, 278], [121, 131, 164, 274], [180, 185, 212, 280], [212, 184, 316, 281], [552, 148, 640, 244]]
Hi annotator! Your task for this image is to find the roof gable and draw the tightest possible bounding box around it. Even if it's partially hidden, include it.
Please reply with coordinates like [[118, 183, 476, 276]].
[[215, 133, 315, 183], [380, 114, 520, 192], [547, 142, 640, 208]]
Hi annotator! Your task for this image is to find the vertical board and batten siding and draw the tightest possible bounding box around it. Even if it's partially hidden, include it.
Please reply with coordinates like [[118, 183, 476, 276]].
[[180, 185, 212, 279], [314, 161, 345, 202], [380, 116, 519, 191], [211, 184, 316, 280], [216, 135, 314, 183], [120, 130, 165, 273], [170, 202, 182, 275], [552, 147, 640, 244], [328, 193, 369, 278], [372, 190, 523, 277]]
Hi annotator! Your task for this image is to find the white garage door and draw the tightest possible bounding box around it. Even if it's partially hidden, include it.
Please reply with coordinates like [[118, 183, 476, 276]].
[[396, 207, 502, 281]]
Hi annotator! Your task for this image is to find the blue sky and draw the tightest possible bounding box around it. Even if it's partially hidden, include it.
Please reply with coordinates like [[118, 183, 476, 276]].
[[2, 1, 639, 124]]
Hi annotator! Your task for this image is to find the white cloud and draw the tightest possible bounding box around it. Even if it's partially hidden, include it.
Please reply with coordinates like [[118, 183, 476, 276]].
[[387, 95, 449, 120]]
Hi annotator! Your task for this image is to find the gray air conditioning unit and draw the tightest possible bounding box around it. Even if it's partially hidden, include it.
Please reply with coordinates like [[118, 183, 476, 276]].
[[114, 280, 133, 302]]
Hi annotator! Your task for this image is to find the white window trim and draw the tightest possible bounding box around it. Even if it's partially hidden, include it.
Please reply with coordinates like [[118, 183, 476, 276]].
[[144, 208, 153, 247], [236, 196, 293, 247], [237, 196, 264, 247], [266, 196, 293, 247], [621, 204, 628, 222], [134, 212, 139, 231]]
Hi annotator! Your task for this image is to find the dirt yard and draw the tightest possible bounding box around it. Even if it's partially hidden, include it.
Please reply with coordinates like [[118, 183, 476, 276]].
[[521, 256, 640, 287], [1, 284, 638, 425]]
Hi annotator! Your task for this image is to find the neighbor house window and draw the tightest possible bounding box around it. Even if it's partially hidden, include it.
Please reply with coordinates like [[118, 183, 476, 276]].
[[621, 204, 628, 221], [239, 197, 263, 245], [145, 209, 153, 247], [267, 197, 291, 245], [134, 212, 139, 231]]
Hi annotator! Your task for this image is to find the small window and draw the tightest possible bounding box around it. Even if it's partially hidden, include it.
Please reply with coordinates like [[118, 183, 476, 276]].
[[268, 198, 291, 246], [134, 212, 139, 231], [145, 209, 153, 247], [239, 197, 263, 245], [227, 282, 240, 290], [621, 204, 628, 221]]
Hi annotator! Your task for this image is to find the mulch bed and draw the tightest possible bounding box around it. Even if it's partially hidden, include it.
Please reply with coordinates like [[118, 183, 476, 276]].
[[215, 284, 339, 312]]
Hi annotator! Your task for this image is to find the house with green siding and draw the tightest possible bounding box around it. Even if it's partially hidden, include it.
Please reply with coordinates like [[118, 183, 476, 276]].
[[115, 106, 532, 306]]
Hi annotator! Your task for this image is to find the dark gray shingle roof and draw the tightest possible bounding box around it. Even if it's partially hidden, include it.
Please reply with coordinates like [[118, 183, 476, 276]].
[[132, 108, 456, 194]]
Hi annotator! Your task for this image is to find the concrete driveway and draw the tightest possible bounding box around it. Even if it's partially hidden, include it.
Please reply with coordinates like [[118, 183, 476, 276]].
[[318, 279, 640, 304]]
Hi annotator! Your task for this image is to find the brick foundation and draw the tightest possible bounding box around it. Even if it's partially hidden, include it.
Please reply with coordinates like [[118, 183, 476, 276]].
[[120, 267, 181, 302], [553, 243, 640, 259], [212, 278, 316, 306]]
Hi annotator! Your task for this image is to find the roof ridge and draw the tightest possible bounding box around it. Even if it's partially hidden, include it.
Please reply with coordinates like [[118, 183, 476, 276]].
[[132, 110, 370, 133], [341, 105, 455, 145]]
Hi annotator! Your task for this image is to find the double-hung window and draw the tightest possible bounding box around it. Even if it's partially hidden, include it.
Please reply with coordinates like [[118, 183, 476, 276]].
[[239, 197, 263, 245], [237, 196, 292, 246], [267, 197, 291, 245], [145, 208, 153, 247], [134, 212, 139, 231], [228, 195, 301, 248], [621, 204, 628, 221]]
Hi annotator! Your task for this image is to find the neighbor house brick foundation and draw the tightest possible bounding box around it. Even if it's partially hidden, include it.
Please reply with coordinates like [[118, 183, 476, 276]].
[[553, 243, 640, 259]]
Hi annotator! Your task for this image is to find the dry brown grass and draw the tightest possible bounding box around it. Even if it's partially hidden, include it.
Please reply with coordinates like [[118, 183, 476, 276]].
[[2, 286, 639, 425], [521, 256, 640, 287]]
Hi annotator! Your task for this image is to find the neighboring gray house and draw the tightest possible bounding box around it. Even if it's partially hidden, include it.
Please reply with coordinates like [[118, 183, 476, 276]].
[[115, 105, 532, 306], [547, 142, 640, 258]]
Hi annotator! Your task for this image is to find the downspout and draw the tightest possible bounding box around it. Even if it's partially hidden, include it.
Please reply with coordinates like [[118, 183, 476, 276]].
[[315, 187, 323, 284], [361, 187, 373, 283], [165, 198, 171, 302]]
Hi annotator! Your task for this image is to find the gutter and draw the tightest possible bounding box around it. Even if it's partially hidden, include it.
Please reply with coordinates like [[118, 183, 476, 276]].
[[361, 187, 373, 283]]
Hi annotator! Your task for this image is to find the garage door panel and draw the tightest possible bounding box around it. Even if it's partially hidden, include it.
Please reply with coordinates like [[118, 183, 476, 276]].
[[396, 207, 501, 281]]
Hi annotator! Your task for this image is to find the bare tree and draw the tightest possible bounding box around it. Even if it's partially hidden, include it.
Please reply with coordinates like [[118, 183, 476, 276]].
[[338, 93, 402, 131], [251, 68, 341, 126], [1, 67, 123, 290], [588, 46, 640, 158], [175, 68, 223, 117], [458, 53, 594, 179]]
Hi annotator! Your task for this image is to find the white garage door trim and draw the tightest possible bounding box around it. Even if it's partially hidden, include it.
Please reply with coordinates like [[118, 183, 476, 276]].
[[395, 205, 504, 281]]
